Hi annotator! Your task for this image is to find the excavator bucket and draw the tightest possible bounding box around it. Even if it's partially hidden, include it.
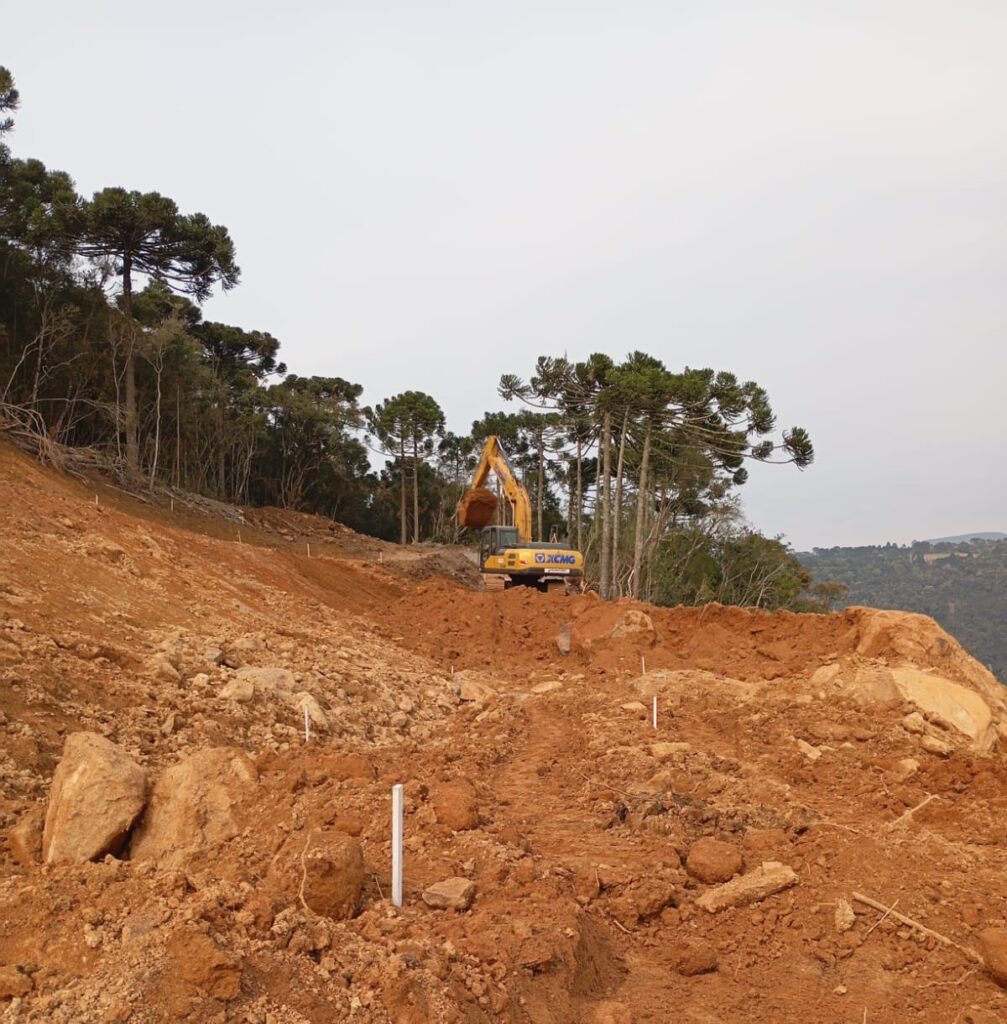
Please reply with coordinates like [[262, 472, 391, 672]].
[[457, 487, 498, 529]]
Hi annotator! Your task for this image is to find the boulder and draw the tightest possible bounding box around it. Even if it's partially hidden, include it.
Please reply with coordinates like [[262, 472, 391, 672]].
[[686, 837, 743, 884], [269, 830, 364, 920], [422, 877, 475, 911], [978, 928, 1007, 986], [845, 665, 997, 753], [431, 778, 479, 831], [696, 861, 798, 913], [130, 747, 257, 871], [43, 732, 147, 864]]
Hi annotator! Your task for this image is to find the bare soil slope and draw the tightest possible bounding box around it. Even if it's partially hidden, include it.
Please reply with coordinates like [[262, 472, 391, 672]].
[[2, 440, 1007, 1024]]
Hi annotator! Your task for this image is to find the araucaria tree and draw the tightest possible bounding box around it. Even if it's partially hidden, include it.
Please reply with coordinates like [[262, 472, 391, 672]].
[[74, 189, 240, 473], [368, 391, 445, 544], [501, 353, 814, 601]]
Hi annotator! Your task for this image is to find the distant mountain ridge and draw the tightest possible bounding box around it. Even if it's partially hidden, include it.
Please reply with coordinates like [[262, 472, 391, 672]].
[[921, 531, 1007, 544], [799, 538, 1007, 682]]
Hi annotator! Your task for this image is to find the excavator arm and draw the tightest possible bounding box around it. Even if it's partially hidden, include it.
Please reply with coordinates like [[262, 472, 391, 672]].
[[458, 436, 533, 542]]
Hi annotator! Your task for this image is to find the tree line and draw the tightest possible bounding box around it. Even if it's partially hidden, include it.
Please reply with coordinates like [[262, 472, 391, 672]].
[[0, 64, 837, 612]]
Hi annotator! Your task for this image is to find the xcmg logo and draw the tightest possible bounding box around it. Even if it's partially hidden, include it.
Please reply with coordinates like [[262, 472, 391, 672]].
[[535, 553, 577, 565]]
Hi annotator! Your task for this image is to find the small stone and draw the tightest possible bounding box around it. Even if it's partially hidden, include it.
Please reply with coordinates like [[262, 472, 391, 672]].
[[978, 928, 1007, 985], [10, 804, 45, 864], [456, 672, 496, 702], [148, 655, 181, 683], [796, 739, 822, 761], [555, 624, 572, 656], [686, 837, 743, 884], [650, 741, 691, 761], [835, 899, 856, 933], [889, 757, 920, 782], [219, 678, 255, 703], [422, 877, 475, 911], [833, 985, 847, 995], [0, 966, 32, 999], [902, 712, 926, 735], [920, 734, 953, 757], [670, 938, 718, 976], [531, 680, 564, 695]]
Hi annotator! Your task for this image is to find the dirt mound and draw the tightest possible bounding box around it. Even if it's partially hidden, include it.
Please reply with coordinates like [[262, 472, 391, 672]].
[[4, 441, 1007, 1023], [384, 548, 483, 589], [457, 486, 498, 529]]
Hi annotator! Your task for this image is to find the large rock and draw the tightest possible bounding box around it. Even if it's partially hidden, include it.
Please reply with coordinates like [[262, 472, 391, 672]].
[[43, 732, 147, 864], [130, 747, 257, 871], [839, 665, 998, 752], [269, 830, 364, 920], [431, 778, 479, 831], [978, 928, 1007, 986], [686, 837, 743, 884], [696, 861, 798, 913]]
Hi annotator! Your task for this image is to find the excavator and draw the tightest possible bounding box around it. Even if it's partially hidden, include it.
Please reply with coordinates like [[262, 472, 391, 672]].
[[457, 436, 585, 591]]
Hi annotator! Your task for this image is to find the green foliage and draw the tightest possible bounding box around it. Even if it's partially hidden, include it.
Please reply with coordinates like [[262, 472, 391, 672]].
[[800, 541, 1007, 680], [0, 62, 818, 610]]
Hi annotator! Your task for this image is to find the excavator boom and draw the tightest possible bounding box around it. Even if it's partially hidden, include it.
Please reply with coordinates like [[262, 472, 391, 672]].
[[457, 436, 533, 542]]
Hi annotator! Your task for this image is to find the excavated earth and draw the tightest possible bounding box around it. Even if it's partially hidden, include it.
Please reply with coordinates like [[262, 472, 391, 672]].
[[2, 438, 1007, 1023]]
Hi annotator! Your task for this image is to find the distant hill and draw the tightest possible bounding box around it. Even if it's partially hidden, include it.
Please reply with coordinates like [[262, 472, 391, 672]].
[[800, 538, 1007, 683], [922, 531, 1007, 544]]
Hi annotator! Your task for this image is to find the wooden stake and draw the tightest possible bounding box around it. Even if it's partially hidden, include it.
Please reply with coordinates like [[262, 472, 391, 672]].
[[306, 542, 311, 558], [391, 784, 404, 908], [885, 793, 937, 830], [304, 704, 311, 743]]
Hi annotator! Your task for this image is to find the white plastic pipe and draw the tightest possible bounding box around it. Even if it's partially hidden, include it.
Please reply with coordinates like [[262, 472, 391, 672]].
[[391, 783, 404, 907], [652, 694, 658, 730]]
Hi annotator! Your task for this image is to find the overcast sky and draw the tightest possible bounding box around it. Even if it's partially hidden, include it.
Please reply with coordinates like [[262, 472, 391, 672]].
[[6, 1, 1005, 549]]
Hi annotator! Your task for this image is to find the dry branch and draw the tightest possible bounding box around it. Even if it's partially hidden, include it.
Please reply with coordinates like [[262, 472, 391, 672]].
[[851, 892, 982, 964]]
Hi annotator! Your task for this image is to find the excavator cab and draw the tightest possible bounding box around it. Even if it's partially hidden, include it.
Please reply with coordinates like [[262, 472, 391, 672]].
[[479, 526, 520, 562]]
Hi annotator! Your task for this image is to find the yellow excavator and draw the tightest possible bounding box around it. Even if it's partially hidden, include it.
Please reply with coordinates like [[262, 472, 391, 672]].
[[457, 436, 585, 591]]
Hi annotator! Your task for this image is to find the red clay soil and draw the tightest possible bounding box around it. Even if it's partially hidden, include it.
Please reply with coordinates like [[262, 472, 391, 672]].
[[2, 438, 1007, 1023], [457, 488, 498, 530]]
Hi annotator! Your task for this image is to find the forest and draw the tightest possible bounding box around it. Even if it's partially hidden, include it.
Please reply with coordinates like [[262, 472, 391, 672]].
[[800, 540, 1007, 682], [0, 64, 832, 611]]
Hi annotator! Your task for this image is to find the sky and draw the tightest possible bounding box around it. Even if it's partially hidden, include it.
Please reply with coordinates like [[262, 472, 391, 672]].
[[5, 1, 1006, 550]]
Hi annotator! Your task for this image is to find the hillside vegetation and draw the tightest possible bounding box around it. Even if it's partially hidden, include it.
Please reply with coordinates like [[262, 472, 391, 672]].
[[800, 539, 1007, 682]]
